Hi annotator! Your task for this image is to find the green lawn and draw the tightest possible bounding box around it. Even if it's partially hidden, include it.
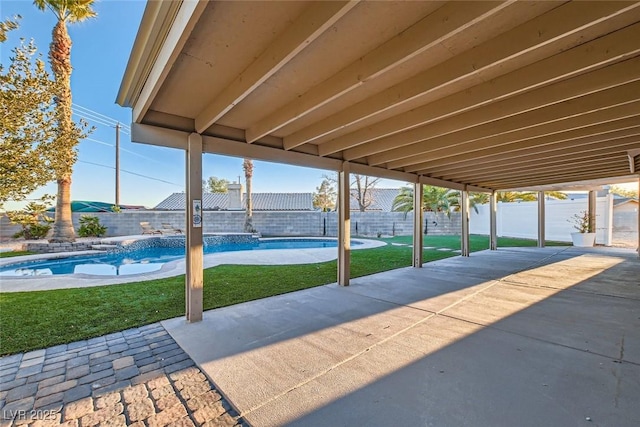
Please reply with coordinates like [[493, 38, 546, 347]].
[[0, 251, 34, 258], [380, 234, 569, 251], [0, 235, 567, 355]]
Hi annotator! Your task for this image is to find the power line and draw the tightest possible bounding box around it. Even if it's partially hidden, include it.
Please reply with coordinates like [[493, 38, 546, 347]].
[[72, 103, 131, 131], [85, 137, 113, 147], [71, 105, 168, 154], [83, 137, 172, 165], [71, 107, 131, 135], [78, 160, 183, 187], [72, 111, 113, 128]]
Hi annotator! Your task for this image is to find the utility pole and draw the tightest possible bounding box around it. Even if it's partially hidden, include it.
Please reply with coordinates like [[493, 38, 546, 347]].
[[115, 123, 120, 207]]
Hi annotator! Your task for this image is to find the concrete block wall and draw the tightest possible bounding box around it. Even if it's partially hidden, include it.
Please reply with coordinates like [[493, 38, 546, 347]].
[[0, 215, 21, 239], [323, 211, 461, 237], [1, 210, 463, 241], [81, 210, 459, 237]]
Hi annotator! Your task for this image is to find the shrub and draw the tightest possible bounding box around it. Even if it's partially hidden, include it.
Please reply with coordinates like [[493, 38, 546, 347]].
[[568, 210, 593, 233], [7, 199, 53, 240], [12, 223, 51, 240], [77, 215, 107, 237]]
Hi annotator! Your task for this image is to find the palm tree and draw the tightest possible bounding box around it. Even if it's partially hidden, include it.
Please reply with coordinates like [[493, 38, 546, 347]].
[[392, 185, 453, 217], [35, 0, 96, 242], [473, 191, 567, 204], [445, 190, 482, 214], [243, 159, 254, 233]]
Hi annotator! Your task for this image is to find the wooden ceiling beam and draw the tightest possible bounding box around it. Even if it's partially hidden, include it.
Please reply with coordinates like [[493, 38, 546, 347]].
[[132, 1, 209, 123], [481, 166, 631, 189], [194, 1, 359, 134], [311, 18, 640, 155], [243, 1, 514, 143], [402, 118, 640, 171], [362, 80, 640, 166], [349, 59, 640, 163], [393, 104, 640, 170], [415, 133, 640, 175], [441, 152, 634, 181]]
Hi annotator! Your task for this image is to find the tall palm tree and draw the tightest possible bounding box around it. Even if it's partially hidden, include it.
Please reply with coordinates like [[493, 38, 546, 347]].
[[35, 0, 96, 242], [243, 159, 254, 233]]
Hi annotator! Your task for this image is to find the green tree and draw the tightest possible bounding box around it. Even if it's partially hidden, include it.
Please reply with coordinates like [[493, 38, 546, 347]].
[[243, 159, 255, 232], [472, 191, 567, 204], [392, 186, 449, 215], [0, 16, 20, 42], [313, 178, 336, 211], [205, 176, 230, 193], [610, 184, 638, 199], [35, 0, 96, 243], [392, 185, 486, 217], [6, 196, 54, 240], [1, 35, 58, 206]]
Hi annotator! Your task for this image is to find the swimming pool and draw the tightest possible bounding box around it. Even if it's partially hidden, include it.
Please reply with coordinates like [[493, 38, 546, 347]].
[[0, 238, 357, 277]]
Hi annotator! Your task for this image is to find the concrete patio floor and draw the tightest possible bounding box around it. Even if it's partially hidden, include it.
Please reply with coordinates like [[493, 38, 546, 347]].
[[163, 246, 640, 427]]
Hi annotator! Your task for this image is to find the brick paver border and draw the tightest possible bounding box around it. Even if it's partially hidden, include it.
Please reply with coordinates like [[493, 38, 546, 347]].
[[0, 324, 244, 426]]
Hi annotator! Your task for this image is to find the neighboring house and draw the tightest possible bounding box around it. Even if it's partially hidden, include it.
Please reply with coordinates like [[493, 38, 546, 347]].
[[156, 187, 405, 212], [613, 198, 639, 213], [155, 185, 314, 211]]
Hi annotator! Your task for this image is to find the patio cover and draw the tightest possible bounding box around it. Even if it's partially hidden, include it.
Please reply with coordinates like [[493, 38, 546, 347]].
[[117, 0, 640, 189], [116, 0, 640, 320]]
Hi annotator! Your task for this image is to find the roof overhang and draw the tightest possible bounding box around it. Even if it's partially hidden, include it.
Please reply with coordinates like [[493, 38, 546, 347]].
[[118, 0, 640, 191]]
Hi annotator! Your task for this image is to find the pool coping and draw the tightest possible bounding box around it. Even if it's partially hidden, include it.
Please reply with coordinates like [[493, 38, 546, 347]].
[[0, 236, 387, 292]]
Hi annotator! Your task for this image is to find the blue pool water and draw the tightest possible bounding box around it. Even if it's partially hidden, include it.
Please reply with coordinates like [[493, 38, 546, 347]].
[[0, 239, 354, 277]]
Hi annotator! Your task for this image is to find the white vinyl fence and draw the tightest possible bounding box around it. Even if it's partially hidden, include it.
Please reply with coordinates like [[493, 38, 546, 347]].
[[470, 196, 614, 245]]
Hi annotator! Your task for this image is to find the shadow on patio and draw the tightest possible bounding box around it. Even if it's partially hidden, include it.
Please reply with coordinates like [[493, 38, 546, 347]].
[[163, 246, 640, 426]]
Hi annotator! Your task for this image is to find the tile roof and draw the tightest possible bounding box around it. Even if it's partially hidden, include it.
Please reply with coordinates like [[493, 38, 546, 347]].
[[154, 192, 314, 211], [155, 189, 404, 211], [250, 193, 313, 211], [350, 188, 402, 211]]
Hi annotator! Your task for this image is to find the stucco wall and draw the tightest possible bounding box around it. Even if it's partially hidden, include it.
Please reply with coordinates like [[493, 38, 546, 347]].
[[469, 196, 638, 246]]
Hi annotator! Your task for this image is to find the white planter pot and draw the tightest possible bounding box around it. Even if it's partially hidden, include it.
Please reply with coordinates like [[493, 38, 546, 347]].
[[571, 232, 596, 247]]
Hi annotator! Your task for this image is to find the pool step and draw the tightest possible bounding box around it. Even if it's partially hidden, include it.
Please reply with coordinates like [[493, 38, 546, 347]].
[[91, 244, 119, 251]]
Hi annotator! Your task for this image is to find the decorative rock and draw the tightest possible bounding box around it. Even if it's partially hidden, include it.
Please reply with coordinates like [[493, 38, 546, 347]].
[[122, 384, 148, 404], [125, 398, 155, 422], [63, 397, 94, 421], [94, 391, 121, 410]]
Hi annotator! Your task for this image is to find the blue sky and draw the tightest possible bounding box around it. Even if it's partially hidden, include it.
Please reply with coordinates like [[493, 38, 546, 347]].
[[3, 1, 634, 211], [2, 0, 404, 209]]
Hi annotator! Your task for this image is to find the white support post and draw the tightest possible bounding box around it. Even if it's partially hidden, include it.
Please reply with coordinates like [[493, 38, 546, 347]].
[[337, 162, 350, 286], [637, 177, 640, 257], [412, 182, 424, 267], [461, 189, 470, 257], [602, 192, 614, 246], [185, 133, 203, 322], [537, 191, 546, 248], [490, 191, 498, 250], [588, 190, 596, 234]]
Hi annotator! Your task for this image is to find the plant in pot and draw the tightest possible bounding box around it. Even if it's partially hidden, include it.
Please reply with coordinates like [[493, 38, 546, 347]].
[[568, 210, 596, 247]]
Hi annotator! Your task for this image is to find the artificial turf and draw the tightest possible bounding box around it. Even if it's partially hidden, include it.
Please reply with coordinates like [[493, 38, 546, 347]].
[[0, 251, 34, 258], [0, 235, 568, 355]]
